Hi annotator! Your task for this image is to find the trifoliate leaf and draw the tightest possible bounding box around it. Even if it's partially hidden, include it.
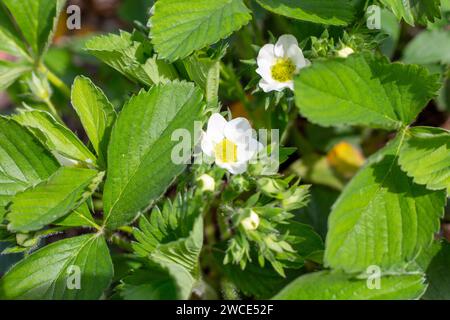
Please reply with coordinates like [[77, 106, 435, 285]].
[[103, 82, 203, 229], [150, 0, 251, 61], [398, 126, 450, 194], [295, 53, 441, 130], [0, 234, 113, 300], [7, 167, 104, 232], [255, 0, 356, 26], [273, 271, 426, 300]]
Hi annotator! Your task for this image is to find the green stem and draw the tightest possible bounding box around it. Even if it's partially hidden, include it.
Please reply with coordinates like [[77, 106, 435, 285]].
[[280, 108, 298, 145], [38, 64, 71, 98], [43, 97, 63, 122]]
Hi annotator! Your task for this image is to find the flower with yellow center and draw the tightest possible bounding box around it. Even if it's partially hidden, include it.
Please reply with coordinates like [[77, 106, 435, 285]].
[[256, 34, 310, 92], [214, 138, 238, 163], [201, 113, 263, 174]]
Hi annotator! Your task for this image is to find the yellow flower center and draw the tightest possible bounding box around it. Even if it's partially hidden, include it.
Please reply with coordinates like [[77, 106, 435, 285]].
[[271, 58, 296, 82], [214, 139, 238, 163]]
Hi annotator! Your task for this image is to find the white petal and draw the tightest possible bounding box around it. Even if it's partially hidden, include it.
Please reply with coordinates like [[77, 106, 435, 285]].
[[259, 78, 280, 92], [259, 78, 291, 92], [224, 117, 253, 144], [256, 45, 276, 85], [237, 138, 264, 162], [228, 162, 248, 174], [217, 160, 248, 175], [255, 65, 273, 82], [206, 113, 227, 143], [286, 45, 307, 69], [200, 131, 215, 157], [257, 44, 276, 67], [274, 34, 299, 58]]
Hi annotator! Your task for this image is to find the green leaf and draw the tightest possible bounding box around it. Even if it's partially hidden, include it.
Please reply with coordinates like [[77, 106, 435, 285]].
[[0, 4, 29, 58], [103, 82, 203, 229], [0, 60, 31, 91], [119, 262, 193, 300], [379, 8, 401, 58], [295, 53, 440, 130], [0, 117, 59, 221], [380, 0, 441, 26], [324, 134, 447, 273], [14, 110, 97, 166], [85, 30, 178, 86], [71, 76, 116, 167], [415, 240, 442, 271], [279, 221, 324, 261], [183, 55, 220, 105], [0, 172, 27, 221], [0, 234, 113, 300], [398, 127, 450, 194], [423, 241, 450, 300], [129, 194, 203, 299], [273, 271, 426, 300], [297, 185, 339, 238], [54, 202, 99, 229], [255, 0, 356, 26], [214, 248, 300, 298], [132, 194, 203, 273], [7, 167, 104, 232], [2, 0, 65, 56], [150, 0, 251, 61], [403, 29, 450, 65]]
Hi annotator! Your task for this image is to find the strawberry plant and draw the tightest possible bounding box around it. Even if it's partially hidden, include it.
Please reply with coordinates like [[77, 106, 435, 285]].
[[0, 0, 449, 300]]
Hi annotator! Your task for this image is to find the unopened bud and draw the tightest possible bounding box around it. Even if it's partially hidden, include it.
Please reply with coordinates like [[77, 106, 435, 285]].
[[337, 47, 354, 58], [197, 174, 215, 192], [241, 210, 260, 231]]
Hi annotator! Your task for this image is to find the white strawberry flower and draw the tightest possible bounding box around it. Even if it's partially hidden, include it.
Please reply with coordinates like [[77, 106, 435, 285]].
[[256, 34, 310, 93], [201, 113, 262, 175]]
